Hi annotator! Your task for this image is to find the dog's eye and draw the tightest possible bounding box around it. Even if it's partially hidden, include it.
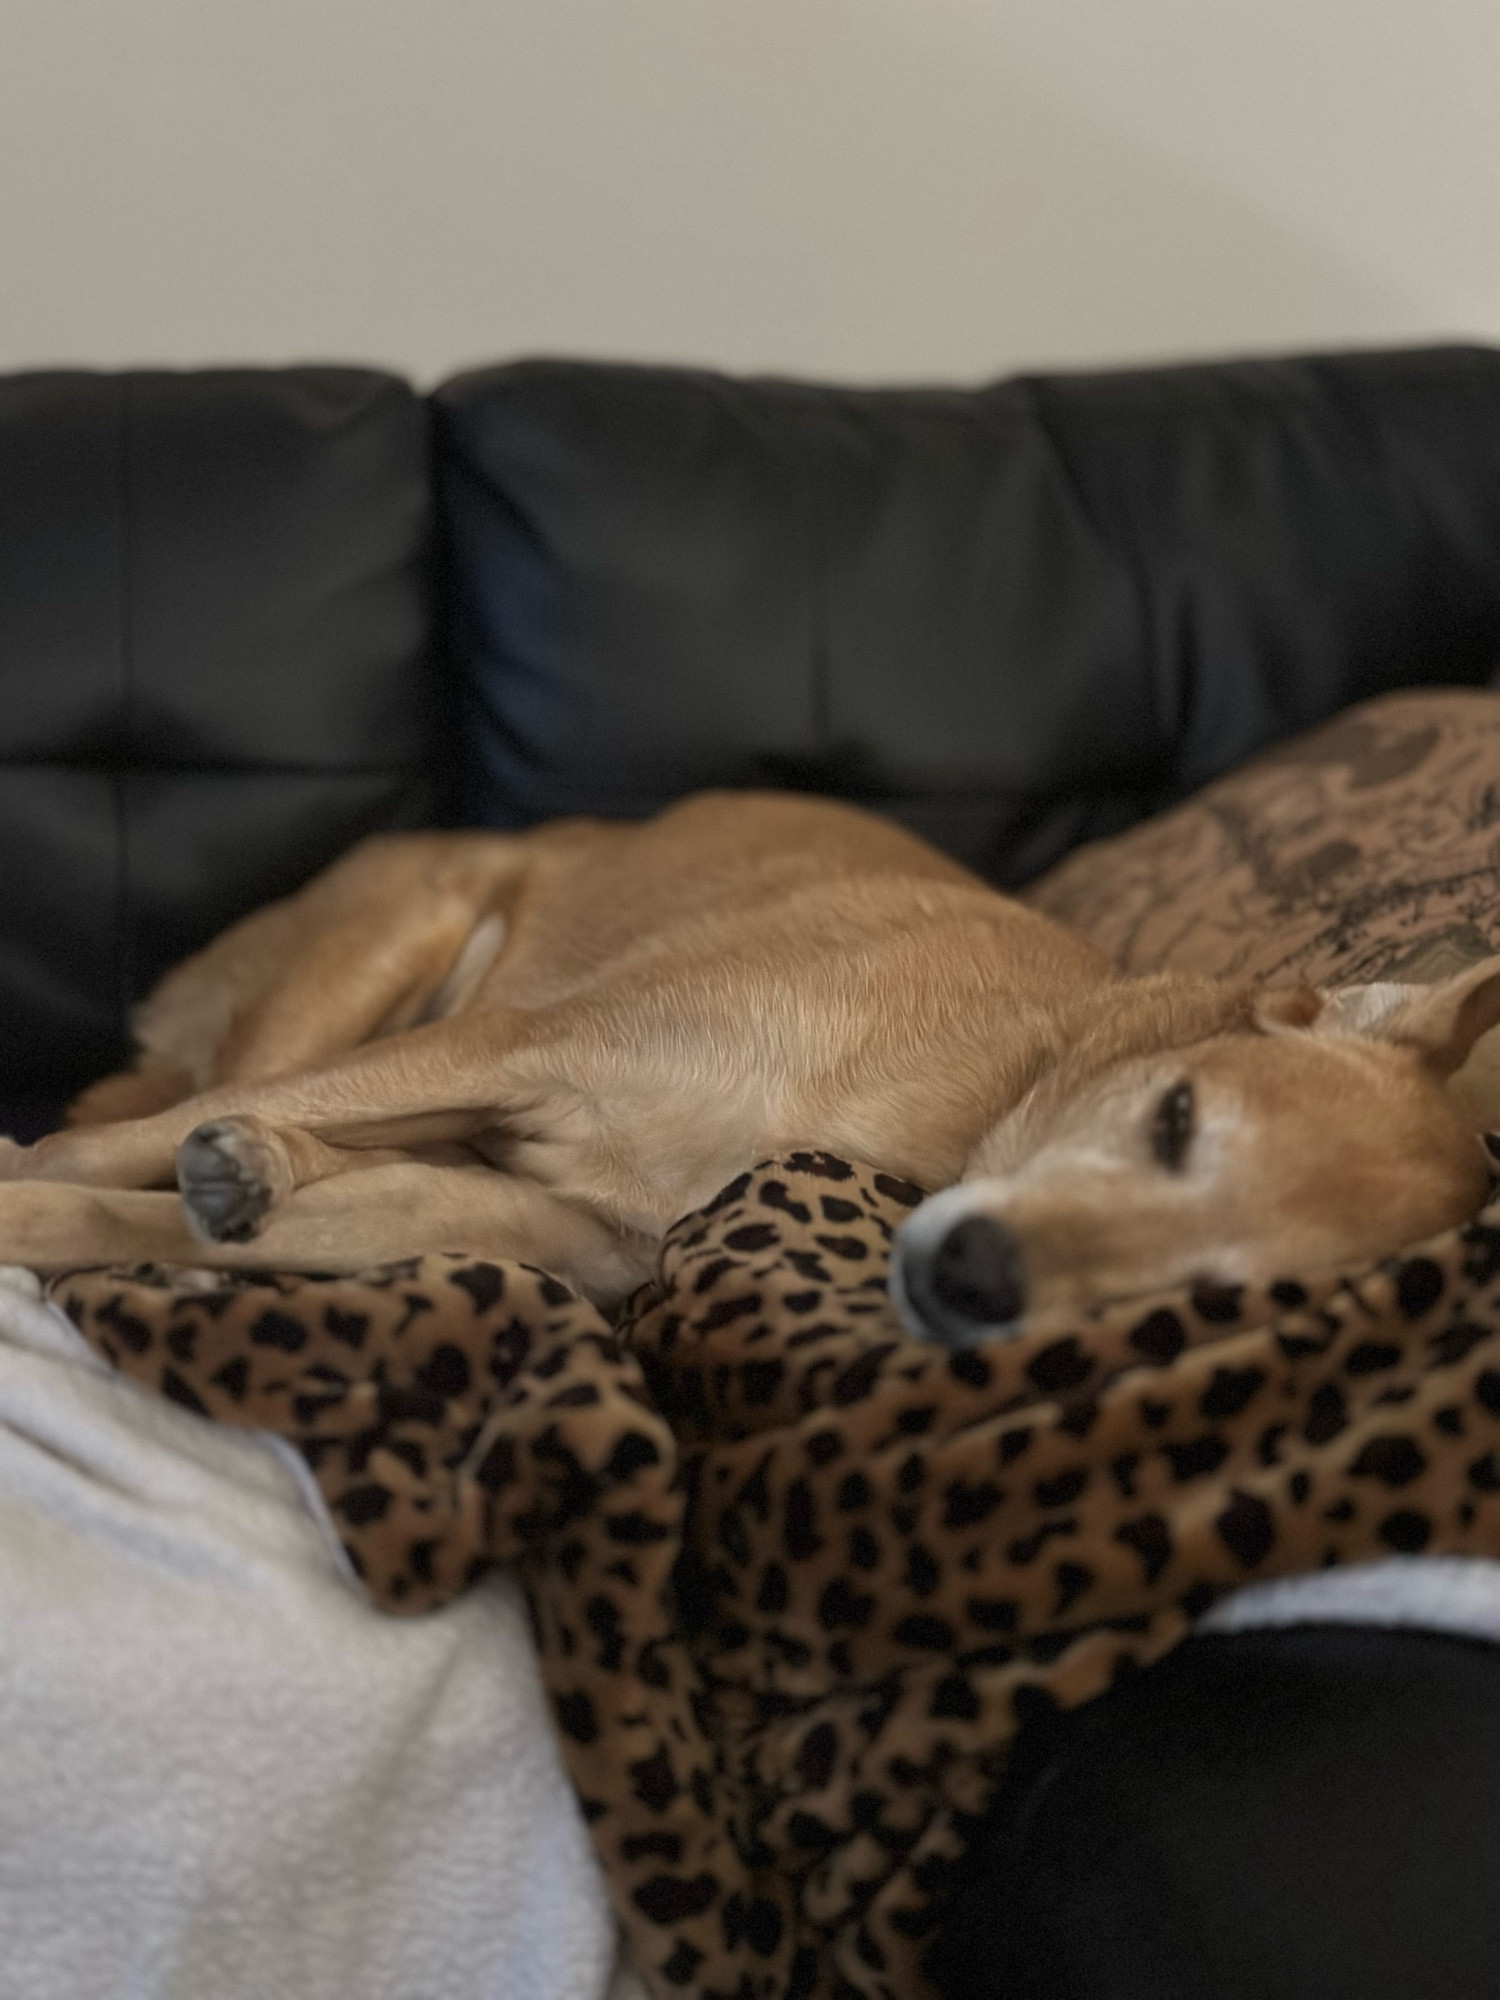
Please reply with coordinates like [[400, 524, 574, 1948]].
[[1150, 1079, 1195, 1171]]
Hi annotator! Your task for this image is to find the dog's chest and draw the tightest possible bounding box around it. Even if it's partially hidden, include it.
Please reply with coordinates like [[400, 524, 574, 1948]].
[[495, 1057, 786, 1236]]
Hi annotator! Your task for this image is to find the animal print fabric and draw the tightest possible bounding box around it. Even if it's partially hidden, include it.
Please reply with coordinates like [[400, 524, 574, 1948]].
[[54, 1150, 1500, 2000], [1024, 687, 1500, 987]]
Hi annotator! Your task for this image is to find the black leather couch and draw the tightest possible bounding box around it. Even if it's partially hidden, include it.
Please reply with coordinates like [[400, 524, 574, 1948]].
[[6, 345, 1500, 1996]]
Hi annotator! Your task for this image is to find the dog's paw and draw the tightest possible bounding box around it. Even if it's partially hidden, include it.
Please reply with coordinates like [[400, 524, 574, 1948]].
[[177, 1118, 287, 1243]]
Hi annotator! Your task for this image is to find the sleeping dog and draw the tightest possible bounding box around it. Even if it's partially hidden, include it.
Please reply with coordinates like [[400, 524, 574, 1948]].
[[1, 792, 1497, 1340]]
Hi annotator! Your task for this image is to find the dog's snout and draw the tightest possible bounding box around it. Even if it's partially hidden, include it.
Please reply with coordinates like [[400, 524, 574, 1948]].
[[929, 1214, 1025, 1327], [892, 1195, 1029, 1346]]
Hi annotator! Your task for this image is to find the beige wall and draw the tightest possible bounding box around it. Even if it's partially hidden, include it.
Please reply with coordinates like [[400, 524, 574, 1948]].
[[1, 0, 1495, 385]]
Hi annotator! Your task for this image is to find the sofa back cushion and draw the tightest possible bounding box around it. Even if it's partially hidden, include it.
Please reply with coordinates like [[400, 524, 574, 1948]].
[[435, 347, 1500, 884], [0, 368, 441, 1102]]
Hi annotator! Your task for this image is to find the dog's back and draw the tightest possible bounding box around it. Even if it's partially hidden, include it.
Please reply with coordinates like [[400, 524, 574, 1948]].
[[105, 794, 1113, 1184]]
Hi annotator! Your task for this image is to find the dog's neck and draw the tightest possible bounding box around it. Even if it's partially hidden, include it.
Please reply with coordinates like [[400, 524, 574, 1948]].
[[812, 968, 1254, 1196]]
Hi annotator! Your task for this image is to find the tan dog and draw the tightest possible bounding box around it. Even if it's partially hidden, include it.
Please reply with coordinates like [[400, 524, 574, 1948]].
[[0, 792, 1496, 1339]]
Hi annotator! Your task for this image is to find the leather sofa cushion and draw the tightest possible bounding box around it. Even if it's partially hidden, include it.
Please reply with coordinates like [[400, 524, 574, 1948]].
[[0, 369, 442, 1101], [435, 347, 1500, 885], [0, 1101, 61, 1144]]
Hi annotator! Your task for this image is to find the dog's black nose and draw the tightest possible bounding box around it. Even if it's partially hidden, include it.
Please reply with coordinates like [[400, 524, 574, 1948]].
[[928, 1214, 1025, 1328]]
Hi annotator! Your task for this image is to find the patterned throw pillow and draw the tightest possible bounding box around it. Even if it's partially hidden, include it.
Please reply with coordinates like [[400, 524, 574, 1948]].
[[1023, 687, 1500, 989]]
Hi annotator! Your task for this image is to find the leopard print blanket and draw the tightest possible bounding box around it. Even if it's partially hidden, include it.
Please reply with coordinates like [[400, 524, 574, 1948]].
[[53, 1151, 1500, 2000]]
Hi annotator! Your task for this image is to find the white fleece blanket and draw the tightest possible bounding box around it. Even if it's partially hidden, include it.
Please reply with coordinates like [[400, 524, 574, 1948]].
[[0, 1269, 644, 2000]]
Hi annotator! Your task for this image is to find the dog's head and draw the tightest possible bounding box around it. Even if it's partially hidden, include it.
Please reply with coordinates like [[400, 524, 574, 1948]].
[[892, 957, 1500, 1346]]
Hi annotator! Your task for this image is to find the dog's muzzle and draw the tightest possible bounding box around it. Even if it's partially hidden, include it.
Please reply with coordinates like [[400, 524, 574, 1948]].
[[890, 1184, 1026, 1346]]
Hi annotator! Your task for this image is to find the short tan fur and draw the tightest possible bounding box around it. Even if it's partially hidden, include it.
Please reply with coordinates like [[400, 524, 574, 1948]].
[[1, 793, 1495, 1326]]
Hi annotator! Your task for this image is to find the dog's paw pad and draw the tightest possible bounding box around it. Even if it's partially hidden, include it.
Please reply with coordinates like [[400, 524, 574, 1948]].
[[177, 1119, 281, 1243]]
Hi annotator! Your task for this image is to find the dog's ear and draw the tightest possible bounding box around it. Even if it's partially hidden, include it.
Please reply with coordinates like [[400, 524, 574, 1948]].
[[1290, 956, 1500, 1077], [1364, 956, 1500, 1077], [1252, 984, 1324, 1032]]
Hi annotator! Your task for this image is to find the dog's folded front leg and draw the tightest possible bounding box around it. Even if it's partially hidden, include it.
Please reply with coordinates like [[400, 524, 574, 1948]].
[[174, 1117, 399, 1243], [0, 1008, 549, 1194], [1, 1164, 648, 1304], [173, 1116, 487, 1244]]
